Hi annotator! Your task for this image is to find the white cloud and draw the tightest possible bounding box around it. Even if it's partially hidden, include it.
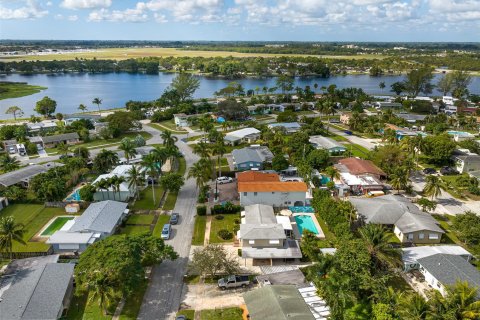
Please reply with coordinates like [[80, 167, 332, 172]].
[[154, 13, 168, 23], [46, 1, 53, 6], [146, 0, 224, 22], [68, 14, 79, 21], [61, 0, 112, 10], [88, 2, 149, 22], [0, 0, 48, 20]]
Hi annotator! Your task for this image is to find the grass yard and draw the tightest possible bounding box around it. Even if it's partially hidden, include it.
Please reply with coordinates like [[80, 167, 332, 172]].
[[40, 216, 74, 236], [153, 214, 171, 237], [0, 81, 47, 100], [132, 186, 165, 210], [72, 131, 152, 149], [192, 215, 207, 245], [149, 122, 187, 134], [199, 307, 243, 320], [118, 280, 148, 320], [344, 143, 370, 158], [176, 309, 195, 320], [126, 214, 155, 225], [120, 225, 151, 235], [178, 157, 187, 176], [209, 213, 240, 243], [433, 214, 461, 245], [0, 204, 72, 252], [441, 174, 480, 201], [162, 191, 178, 210]]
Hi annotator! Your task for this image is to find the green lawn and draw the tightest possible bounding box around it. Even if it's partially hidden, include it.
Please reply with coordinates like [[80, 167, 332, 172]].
[[0, 204, 73, 252], [209, 214, 240, 243], [433, 214, 462, 245], [149, 122, 187, 133], [72, 131, 152, 149], [125, 214, 155, 225], [0, 81, 47, 100], [199, 307, 243, 320], [192, 216, 207, 245], [66, 292, 118, 320], [118, 280, 148, 320], [131, 186, 165, 210], [40, 216, 74, 236], [344, 143, 370, 158], [119, 225, 151, 235], [162, 191, 178, 210], [176, 309, 195, 320], [178, 157, 187, 176], [153, 214, 171, 237]]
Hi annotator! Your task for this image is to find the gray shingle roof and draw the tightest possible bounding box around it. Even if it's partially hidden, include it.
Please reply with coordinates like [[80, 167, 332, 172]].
[[69, 200, 127, 234], [232, 146, 273, 165], [244, 285, 314, 320], [0, 263, 74, 320], [418, 254, 480, 289], [351, 195, 443, 233], [309, 135, 346, 150], [244, 204, 277, 224], [41, 132, 79, 144], [0, 165, 47, 187], [241, 204, 286, 240]]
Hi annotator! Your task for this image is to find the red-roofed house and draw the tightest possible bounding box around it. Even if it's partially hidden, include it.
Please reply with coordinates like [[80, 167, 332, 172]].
[[337, 158, 386, 179], [237, 171, 308, 207]]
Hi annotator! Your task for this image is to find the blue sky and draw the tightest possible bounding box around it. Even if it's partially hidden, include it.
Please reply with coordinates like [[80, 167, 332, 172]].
[[1, 0, 479, 41]]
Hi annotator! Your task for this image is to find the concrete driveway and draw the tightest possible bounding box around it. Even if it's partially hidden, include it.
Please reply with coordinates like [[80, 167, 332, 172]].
[[181, 284, 248, 311]]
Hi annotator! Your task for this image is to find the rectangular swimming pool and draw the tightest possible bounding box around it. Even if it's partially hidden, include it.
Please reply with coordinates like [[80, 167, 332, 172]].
[[41, 216, 75, 236], [294, 215, 319, 235]]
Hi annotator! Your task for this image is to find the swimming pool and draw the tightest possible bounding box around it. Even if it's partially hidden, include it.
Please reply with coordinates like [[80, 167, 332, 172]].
[[320, 175, 331, 185], [289, 206, 315, 213], [41, 216, 75, 236], [294, 215, 319, 235], [65, 189, 81, 201]]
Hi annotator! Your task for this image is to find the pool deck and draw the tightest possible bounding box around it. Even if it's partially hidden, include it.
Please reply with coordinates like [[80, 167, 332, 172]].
[[292, 213, 325, 239]]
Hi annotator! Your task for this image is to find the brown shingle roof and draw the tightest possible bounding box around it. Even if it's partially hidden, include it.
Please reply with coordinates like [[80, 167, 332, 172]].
[[238, 181, 308, 192], [338, 158, 386, 176], [237, 171, 280, 182]]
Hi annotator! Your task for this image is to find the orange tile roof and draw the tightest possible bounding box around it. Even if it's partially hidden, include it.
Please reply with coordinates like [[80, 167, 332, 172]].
[[237, 171, 280, 182], [338, 157, 386, 176], [238, 181, 308, 192]]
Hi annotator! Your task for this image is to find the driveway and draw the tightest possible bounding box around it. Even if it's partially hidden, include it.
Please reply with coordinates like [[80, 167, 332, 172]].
[[181, 284, 247, 311], [138, 137, 200, 320]]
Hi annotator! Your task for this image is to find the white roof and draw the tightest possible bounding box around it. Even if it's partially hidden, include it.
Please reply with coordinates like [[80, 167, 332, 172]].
[[402, 245, 472, 264], [309, 136, 345, 150], [92, 165, 135, 192], [340, 172, 382, 186], [47, 231, 95, 244], [276, 216, 293, 230], [225, 127, 260, 140]]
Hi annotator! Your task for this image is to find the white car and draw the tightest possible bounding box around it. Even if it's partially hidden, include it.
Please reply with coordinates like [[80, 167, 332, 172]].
[[216, 176, 233, 184]]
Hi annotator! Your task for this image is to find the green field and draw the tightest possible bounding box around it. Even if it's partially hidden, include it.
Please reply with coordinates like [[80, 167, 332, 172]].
[[192, 216, 207, 246], [125, 214, 155, 225], [120, 225, 151, 235], [148, 122, 187, 134], [0, 81, 47, 100], [131, 186, 165, 210], [40, 216, 74, 236], [152, 214, 171, 237], [176, 310, 195, 320], [209, 214, 240, 243], [199, 307, 243, 320]]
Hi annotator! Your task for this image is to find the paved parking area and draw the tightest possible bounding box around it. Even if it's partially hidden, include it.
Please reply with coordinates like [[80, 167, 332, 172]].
[[209, 180, 238, 203]]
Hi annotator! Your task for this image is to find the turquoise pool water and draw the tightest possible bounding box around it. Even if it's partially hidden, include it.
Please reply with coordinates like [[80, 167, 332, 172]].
[[289, 206, 314, 213], [320, 175, 331, 185], [294, 215, 319, 235], [65, 189, 81, 201]]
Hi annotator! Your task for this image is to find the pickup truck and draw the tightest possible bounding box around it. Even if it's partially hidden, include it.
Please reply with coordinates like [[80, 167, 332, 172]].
[[218, 275, 250, 290]]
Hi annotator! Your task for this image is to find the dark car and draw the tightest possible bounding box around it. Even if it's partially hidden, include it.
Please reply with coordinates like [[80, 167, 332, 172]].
[[440, 166, 459, 175], [423, 168, 437, 175], [175, 316, 186, 320], [170, 213, 179, 225]]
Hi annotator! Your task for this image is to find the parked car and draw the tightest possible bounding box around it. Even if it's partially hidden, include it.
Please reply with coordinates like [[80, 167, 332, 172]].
[[440, 166, 459, 175], [216, 176, 233, 184], [344, 130, 353, 135], [218, 275, 250, 290], [170, 213, 179, 225], [161, 224, 171, 240], [175, 316, 186, 320], [423, 168, 437, 175]]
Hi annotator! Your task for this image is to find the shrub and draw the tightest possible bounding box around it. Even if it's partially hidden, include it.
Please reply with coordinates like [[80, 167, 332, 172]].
[[215, 215, 224, 220], [234, 218, 240, 224], [237, 249, 242, 257], [211, 201, 241, 215], [233, 224, 240, 233], [217, 229, 233, 240], [197, 205, 207, 216]]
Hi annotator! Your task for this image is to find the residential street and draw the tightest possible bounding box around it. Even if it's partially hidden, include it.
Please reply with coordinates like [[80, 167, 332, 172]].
[[137, 136, 200, 320], [327, 125, 378, 150]]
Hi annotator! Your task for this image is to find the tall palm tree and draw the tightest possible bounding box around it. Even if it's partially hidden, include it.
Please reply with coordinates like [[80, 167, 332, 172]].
[[0, 216, 26, 259], [192, 142, 211, 160], [92, 97, 102, 114], [211, 140, 227, 178], [78, 104, 87, 113], [198, 116, 213, 140], [428, 281, 480, 320], [112, 176, 125, 201], [57, 142, 70, 156], [0, 154, 21, 172], [165, 145, 182, 170], [127, 165, 145, 200], [397, 293, 428, 320], [94, 149, 119, 173], [150, 146, 168, 173], [423, 175, 445, 200], [142, 154, 160, 206], [358, 224, 401, 269], [88, 273, 116, 315], [188, 159, 212, 189], [73, 146, 90, 159], [118, 139, 137, 164], [324, 166, 340, 182], [390, 167, 409, 194], [161, 130, 178, 148], [94, 178, 109, 200], [221, 121, 228, 132]]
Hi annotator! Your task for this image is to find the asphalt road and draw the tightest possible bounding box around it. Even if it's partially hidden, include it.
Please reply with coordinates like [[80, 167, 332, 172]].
[[327, 125, 378, 150], [137, 137, 200, 320]]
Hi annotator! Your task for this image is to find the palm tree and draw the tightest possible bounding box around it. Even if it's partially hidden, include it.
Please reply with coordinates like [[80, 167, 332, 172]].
[[211, 141, 227, 178], [192, 142, 211, 160], [92, 97, 102, 114], [94, 178, 109, 201], [112, 176, 125, 201], [165, 145, 182, 170], [142, 154, 160, 206], [0, 154, 20, 172], [390, 167, 409, 194], [78, 104, 87, 113], [358, 224, 401, 269], [118, 139, 137, 164], [161, 130, 178, 148], [88, 273, 116, 315], [428, 281, 480, 320], [94, 149, 119, 173], [127, 165, 145, 200], [57, 142, 70, 156], [198, 116, 213, 140], [221, 121, 228, 132], [324, 166, 340, 182], [423, 175, 445, 200], [150, 146, 168, 172], [0, 216, 26, 259], [397, 293, 428, 320], [188, 159, 212, 189], [73, 146, 90, 159]]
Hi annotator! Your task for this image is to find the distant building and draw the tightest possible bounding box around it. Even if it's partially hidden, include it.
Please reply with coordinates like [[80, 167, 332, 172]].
[[447, 130, 475, 142], [0, 163, 63, 188], [374, 102, 403, 109], [91, 165, 137, 201], [29, 132, 80, 149], [402, 245, 472, 271], [309, 135, 346, 154], [453, 149, 480, 174], [267, 122, 302, 134], [232, 145, 273, 171], [27, 120, 58, 134], [63, 114, 101, 126], [173, 113, 190, 127], [224, 127, 261, 145]]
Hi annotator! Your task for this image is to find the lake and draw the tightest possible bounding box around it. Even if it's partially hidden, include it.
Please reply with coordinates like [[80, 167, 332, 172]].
[[0, 72, 479, 120]]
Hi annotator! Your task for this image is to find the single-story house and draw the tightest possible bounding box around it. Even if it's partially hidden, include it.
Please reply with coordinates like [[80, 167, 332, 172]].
[[336, 157, 387, 180], [453, 149, 480, 174], [447, 131, 475, 142], [63, 114, 101, 126], [0, 163, 64, 188], [92, 165, 137, 201], [267, 122, 302, 134], [237, 171, 308, 207], [48, 200, 128, 252], [374, 102, 403, 109], [232, 145, 274, 171], [0, 255, 75, 319], [29, 132, 80, 149], [417, 254, 480, 296], [350, 195, 444, 244], [225, 127, 261, 145], [396, 113, 428, 123], [173, 113, 190, 127], [117, 146, 155, 164], [309, 135, 347, 154], [26, 120, 58, 134], [402, 245, 472, 271], [244, 285, 315, 320], [238, 204, 300, 261], [338, 172, 384, 195]]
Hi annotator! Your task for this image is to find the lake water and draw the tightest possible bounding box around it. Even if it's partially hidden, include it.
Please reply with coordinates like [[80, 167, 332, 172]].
[[0, 72, 479, 120]]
